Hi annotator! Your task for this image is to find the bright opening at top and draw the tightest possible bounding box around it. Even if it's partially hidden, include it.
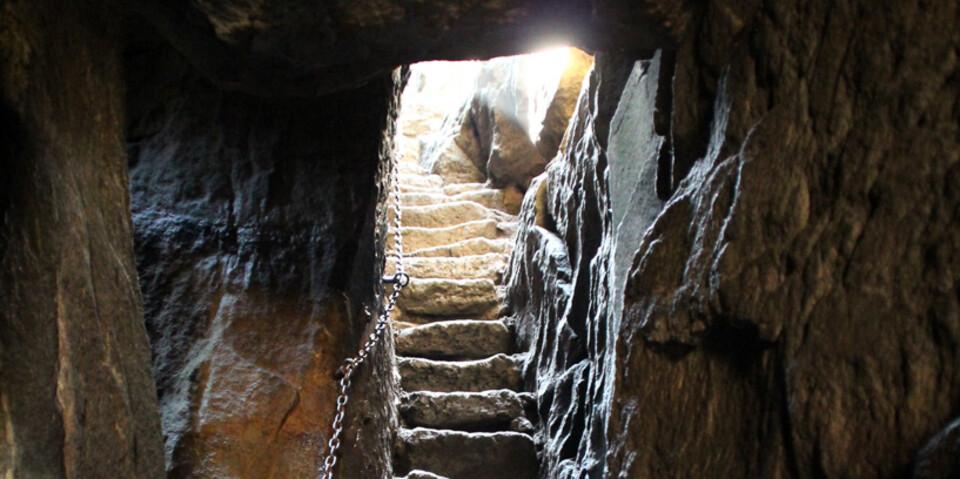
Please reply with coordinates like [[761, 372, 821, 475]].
[[396, 47, 594, 195]]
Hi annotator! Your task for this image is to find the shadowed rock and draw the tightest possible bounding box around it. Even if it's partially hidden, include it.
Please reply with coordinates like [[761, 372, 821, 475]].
[[395, 428, 537, 479]]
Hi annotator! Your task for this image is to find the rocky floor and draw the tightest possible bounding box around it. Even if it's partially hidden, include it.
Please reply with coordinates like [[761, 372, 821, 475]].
[[388, 161, 538, 479]]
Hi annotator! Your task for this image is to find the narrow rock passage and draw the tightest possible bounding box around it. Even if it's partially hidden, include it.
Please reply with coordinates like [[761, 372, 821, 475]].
[[389, 163, 537, 478]]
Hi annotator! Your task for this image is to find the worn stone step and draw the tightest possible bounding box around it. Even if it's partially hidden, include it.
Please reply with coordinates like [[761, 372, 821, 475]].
[[398, 161, 429, 175], [395, 428, 537, 479], [400, 201, 491, 228], [396, 319, 512, 359], [392, 307, 502, 325], [399, 173, 443, 190], [398, 278, 499, 317], [442, 182, 487, 196], [400, 189, 505, 211], [451, 189, 505, 211], [398, 354, 523, 392], [393, 220, 499, 252], [408, 237, 512, 258], [400, 192, 448, 206], [386, 253, 508, 281], [399, 390, 526, 430]]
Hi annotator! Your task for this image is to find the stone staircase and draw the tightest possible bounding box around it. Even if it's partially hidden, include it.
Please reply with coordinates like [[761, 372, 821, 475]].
[[389, 162, 538, 479]]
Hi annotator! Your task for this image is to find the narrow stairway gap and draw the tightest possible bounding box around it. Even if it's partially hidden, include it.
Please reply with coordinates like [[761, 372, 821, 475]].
[[387, 49, 588, 479]]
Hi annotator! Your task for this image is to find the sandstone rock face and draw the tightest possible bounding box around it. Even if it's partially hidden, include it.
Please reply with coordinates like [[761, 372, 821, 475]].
[[535, 48, 595, 161], [0, 2, 165, 477], [417, 50, 594, 191], [125, 35, 400, 478], [505, 2, 960, 477]]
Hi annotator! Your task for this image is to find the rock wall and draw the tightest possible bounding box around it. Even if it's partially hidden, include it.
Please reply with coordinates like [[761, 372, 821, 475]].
[[125, 31, 401, 478], [506, 1, 960, 477], [0, 1, 165, 477]]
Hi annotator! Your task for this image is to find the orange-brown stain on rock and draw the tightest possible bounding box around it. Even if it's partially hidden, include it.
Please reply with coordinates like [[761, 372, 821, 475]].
[[172, 292, 350, 479]]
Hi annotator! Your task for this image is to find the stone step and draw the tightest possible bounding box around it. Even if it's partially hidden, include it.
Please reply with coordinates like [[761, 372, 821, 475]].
[[392, 307, 502, 325], [394, 220, 499, 253], [395, 428, 537, 479], [386, 253, 508, 281], [398, 354, 523, 393], [399, 390, 526, 430], [400, 189, 505, 211], [409, 237, 512, 258], [399, 173, 443, 189], [397, 278, 499, 317], [398, 161, 429, 176], [396, 320, 512, 360], [452, 189, 506, 211], [442, 182, 487, 196], [399, 201, 492, 228], [401, 192, 449, 206]]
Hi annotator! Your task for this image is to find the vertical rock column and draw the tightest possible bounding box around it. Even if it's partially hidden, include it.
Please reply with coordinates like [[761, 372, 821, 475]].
[[0, 1, 165, 477]]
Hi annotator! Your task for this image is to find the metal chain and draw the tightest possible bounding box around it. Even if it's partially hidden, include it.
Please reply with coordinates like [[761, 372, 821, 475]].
[[318, 152, 408, 479]]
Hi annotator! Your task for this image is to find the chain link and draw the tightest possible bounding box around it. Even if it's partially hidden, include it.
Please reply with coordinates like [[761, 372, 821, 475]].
[[318, 151, 406, 479]]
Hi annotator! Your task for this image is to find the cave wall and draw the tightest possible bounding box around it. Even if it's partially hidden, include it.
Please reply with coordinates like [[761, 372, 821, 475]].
[[126, 0, 684, 97], [2, 0, 957, 477], [506, 0, 960, 477], [124, 34, 401, 477], [0, 1, 165, 477]]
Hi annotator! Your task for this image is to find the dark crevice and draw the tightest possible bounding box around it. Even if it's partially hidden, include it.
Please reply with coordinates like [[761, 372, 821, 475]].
[[655, 49, 677, 200], [702, 319, 773, 374], [777, 343, 803, 479], [0, 99, 26, 264]]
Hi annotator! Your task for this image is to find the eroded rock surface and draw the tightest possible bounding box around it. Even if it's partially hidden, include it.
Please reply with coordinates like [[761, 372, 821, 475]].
[[126, 34, 400, 477], [505, 1, 960, 477]]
